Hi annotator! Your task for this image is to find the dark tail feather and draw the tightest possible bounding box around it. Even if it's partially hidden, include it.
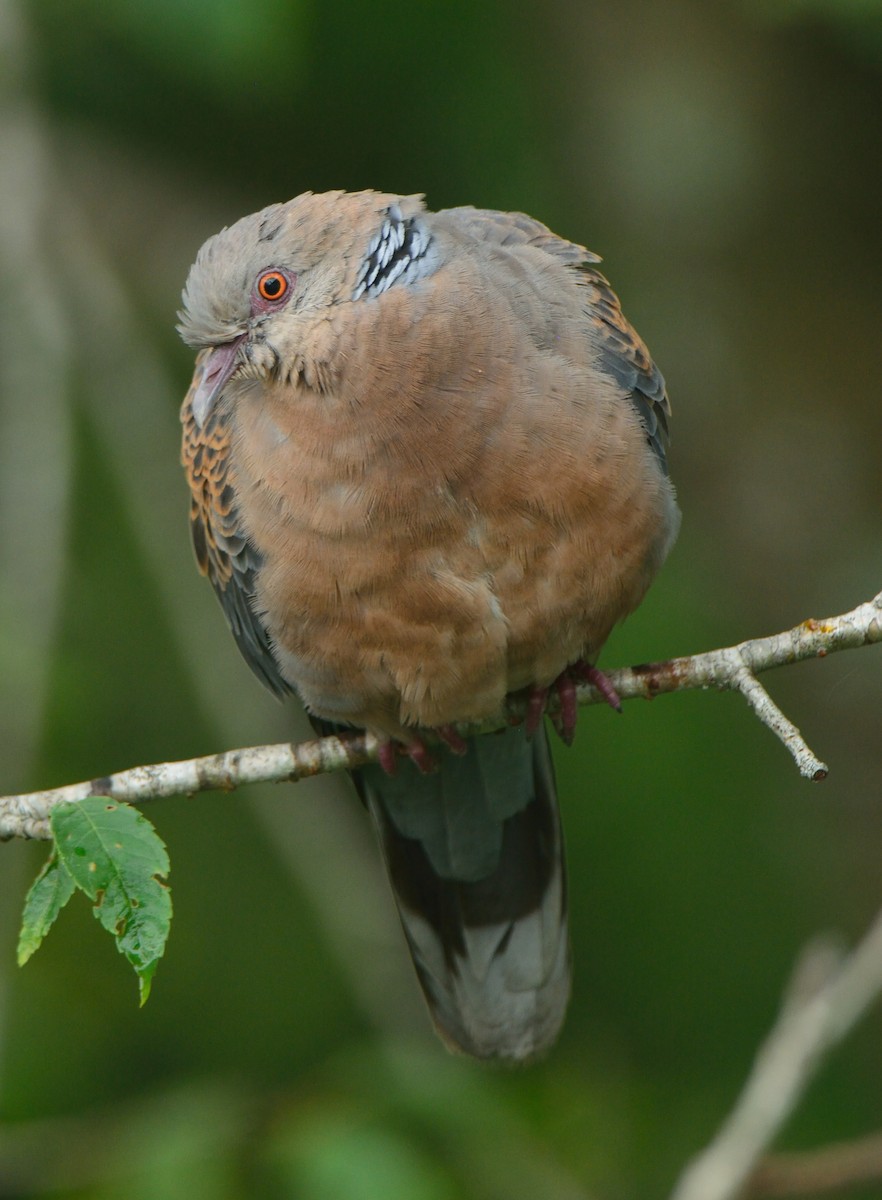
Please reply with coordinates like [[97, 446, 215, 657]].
[[353, 724, 570, 1061]]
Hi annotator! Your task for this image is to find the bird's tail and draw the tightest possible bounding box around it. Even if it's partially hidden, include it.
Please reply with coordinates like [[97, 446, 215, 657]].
[[355, 724, 571, 1061]]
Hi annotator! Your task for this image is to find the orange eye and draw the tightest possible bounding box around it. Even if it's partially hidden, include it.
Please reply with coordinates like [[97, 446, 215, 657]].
[[256, 270, 289, 302]]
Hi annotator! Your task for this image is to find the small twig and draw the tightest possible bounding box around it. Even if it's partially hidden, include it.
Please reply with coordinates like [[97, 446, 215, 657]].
[[612, 591, 881, 781], [669, 911, 882, 1200], [748, 1130, 882, 1196], [1, 591, 880, 841], [730, 663, 827, 781]]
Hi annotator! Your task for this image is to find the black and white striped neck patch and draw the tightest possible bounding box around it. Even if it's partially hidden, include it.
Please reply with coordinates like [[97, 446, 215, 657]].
[[352, 206, 435, 300]]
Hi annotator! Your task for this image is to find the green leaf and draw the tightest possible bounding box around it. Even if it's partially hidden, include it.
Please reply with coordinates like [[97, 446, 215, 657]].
[[50, 798, 172, 1003], [17, 852, 76, 966]]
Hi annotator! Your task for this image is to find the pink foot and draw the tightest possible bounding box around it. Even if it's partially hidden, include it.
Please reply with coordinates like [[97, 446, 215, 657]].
[[524, 685, 549, 739], [376, 734, 444, 776], [524, 670, 578, 744], [523, 660, 621, 745], [437, 724, 469, 756], [573, 660, 622, 712], [554, 670, 579, 745], [406, 740, 439, 774], [377, 742, 399, 776]]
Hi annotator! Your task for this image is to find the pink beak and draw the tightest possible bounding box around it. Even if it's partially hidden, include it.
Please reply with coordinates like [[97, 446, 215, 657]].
[[191, 334, 246, 427]]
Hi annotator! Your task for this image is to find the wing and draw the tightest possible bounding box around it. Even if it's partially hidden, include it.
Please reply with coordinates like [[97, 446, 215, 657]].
[[442, 206, 673, 474], [181, 356, 291, 698], [576, 261, 672, 473]]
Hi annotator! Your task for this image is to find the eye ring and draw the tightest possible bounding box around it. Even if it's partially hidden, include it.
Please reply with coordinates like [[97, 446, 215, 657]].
[[256, 270, 290, 302]]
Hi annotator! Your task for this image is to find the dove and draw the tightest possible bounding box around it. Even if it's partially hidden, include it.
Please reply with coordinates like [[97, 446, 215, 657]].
[[179, 190, 679, 1060]]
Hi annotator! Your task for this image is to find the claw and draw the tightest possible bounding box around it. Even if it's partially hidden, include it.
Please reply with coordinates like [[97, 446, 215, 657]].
[[522, 659, 618, 745], [573, 660, 622, 712], [556, 671, 578, 745], [437, 724, 469, 755], [376, 734, 444, 776], [406, 739, 439, 774], [524, 685, 549, 738], [377, 741, 399, 776], [525, 670, 578, 744]]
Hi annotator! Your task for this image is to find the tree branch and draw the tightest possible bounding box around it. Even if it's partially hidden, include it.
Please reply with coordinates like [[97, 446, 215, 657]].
[[749, 1131, 882, 1196], [669, 905, 882, 1200], [2, 591, 880, 841]]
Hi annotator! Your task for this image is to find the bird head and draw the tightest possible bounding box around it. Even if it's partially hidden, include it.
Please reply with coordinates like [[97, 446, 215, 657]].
[[178, 190, 436, 426]]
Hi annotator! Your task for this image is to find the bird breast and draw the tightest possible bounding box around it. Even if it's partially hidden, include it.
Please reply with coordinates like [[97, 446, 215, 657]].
[[223, 253, 675, 735]]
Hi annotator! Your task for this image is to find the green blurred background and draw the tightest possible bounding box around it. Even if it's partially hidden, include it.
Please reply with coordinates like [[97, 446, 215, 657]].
[[1, 0, 881, 1195]]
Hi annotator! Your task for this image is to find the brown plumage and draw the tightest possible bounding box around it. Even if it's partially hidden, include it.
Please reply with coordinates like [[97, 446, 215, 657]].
[[179, 190, 679, 1060]]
